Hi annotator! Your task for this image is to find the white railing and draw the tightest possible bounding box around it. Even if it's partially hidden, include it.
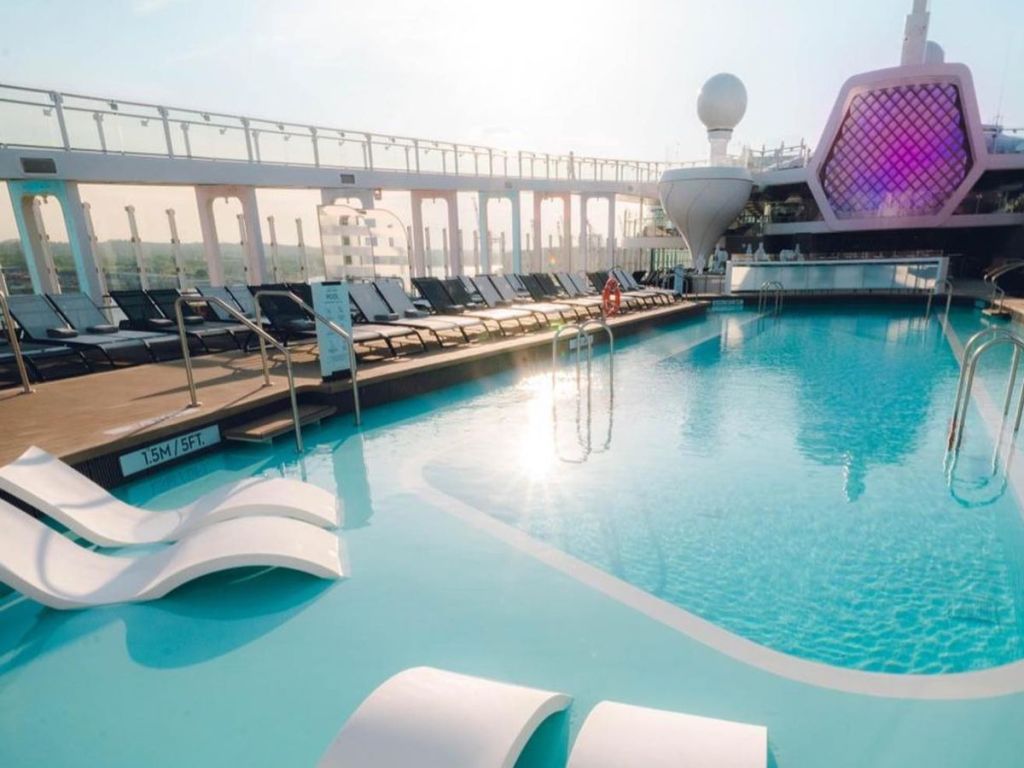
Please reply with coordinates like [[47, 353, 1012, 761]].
[[0, 83, 671, 183], [0, 83, 812, 181]]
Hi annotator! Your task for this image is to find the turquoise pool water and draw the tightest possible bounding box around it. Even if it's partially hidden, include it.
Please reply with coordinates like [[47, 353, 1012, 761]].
[[412, 305, 1024, 674], [3, 303, 1024, 767]]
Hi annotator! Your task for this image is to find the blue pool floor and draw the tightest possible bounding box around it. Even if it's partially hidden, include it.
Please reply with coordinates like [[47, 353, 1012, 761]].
[[1, 306, 1023, 766]]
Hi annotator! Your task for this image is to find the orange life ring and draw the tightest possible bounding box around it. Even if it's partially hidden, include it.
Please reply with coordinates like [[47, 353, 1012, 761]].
[[602, 277, 622, 317]]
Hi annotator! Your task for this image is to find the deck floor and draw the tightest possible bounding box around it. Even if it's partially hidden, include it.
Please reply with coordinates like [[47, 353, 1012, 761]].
[[0, 301, 704, 465]]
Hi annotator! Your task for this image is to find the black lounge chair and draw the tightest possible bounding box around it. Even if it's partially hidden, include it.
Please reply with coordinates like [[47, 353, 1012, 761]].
[[109, 289, 233, 353], [413, 277, 529, 335], [348, 282, 468, 347], [374, 279, 491, 342], [570, 272, 643, 310], [489, 274, 589, 320], [588, 270, 656, 307], [252, 283, 420, 358], [521, 274, 601, 316], [0, 335, 88, 384], [4, 294, 154, 367], [48, 292, 183, 361], [469, 276, 565, 325], [146, 289, 252, 348], [610, 267, 677, 303]]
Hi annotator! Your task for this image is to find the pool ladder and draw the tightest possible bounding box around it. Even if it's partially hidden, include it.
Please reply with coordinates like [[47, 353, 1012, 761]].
[[551, 319, 615, 462], [757, 281, 784, 316], [946, 327, 1024, 480]]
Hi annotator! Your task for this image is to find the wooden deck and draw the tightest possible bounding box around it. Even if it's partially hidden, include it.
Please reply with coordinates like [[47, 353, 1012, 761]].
[[0, 301, 707, 468]]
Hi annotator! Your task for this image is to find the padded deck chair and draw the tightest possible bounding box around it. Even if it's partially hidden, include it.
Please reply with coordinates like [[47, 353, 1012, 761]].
[[488, 274, 587, 320], [348, 282, 464, 347], [318, 667, 571, 768], [0, 338, 87, 383], [532, 273, 605, 314], [253, 283, 412, 358], [610, 267, 675, 304], [0, 446, 341, 546], [196, 284, 268, 326], [147, 288, 252, 348], [5, 294, 154, 367], [518, 274, 600, 318], [48, 292, 183, 361], [0, 496, 344, 610], [374, 279, 491, 342], [566, 701, 767, 768], [470, 275, 565, 325], [412, 277, 528, 335], [565, 272, 643, 311], [109, 289, 231, 353]]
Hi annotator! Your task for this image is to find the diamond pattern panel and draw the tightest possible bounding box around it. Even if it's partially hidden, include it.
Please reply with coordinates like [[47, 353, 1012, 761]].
[[820, 83, 972, 219]]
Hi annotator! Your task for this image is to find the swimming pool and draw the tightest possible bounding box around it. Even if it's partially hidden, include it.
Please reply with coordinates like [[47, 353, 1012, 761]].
[[3, 302, 1024, 767], [406, 305, 1024, 674]]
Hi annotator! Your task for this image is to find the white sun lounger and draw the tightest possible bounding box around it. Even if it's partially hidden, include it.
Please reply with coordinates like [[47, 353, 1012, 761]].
[[0, 446, 341, 546], [318, 666, 571, 768], [0, 497, 345, 610], [567, 701, 768, 768]]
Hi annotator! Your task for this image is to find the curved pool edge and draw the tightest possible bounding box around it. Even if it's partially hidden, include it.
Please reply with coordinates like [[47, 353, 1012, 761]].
[[406, 458, 1024, 701]]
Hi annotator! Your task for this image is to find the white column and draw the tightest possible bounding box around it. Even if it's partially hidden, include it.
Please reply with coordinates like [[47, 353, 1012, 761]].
[[62, 183, 105, 301], [562, 194, 573, 273], [445, 192, 461, 276], [532, 193, 543, 273], [410, 191, 426, 277], [606, 194, 616, 270], [477, 191, 490, 273], [578, 193, 591, 272], [510, 191, 522, 274], [195, 187, 224, 286]]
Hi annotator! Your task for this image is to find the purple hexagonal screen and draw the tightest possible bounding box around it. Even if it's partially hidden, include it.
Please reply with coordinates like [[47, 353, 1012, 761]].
[[820, 83, 972, 219]]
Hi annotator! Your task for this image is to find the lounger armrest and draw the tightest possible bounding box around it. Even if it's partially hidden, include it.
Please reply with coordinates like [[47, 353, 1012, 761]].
[[373, 312, 400, 322], [87, 324, 118, 334], [403, 308, 428, 318], [46, 327, 78, 339], [146, 318, 175, 331], [183, 316, 205, 326]]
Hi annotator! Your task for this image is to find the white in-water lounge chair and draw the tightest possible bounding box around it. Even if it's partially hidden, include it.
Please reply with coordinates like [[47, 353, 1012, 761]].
[[0, 497, 345, 610], [567, 700, 768, 768], [318, 666, 571, 768], [0, 446, 341, 546]]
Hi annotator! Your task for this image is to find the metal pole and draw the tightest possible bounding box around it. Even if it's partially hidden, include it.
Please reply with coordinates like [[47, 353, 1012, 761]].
[[166, 208, 187, 290], [175, 298, 200, 408], [125, 205, 149, 289]]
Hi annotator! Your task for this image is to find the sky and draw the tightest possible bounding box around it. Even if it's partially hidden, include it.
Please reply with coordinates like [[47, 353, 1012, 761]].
[[2, 0, 1022, 163]]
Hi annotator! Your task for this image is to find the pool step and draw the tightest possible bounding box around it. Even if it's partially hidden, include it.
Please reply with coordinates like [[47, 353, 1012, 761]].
[[224, 404, 337, 443]]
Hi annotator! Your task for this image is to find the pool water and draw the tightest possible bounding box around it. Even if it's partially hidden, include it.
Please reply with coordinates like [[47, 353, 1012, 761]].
[[416, 306, 1024, 673], [114, 303, 1024, 675], [6, 302, 1024, 767]]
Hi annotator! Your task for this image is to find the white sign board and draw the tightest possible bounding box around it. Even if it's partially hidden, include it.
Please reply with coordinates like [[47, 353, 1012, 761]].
[[311, 281, 353, 380], [119, 425, 220, 477]]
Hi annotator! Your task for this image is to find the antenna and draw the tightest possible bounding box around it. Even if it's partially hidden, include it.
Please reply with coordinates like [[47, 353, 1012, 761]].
[[900, 0, 930, 66]]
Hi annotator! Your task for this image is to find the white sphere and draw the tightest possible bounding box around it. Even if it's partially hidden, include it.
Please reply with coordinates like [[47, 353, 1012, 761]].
[[924, 40, 945, 64], [697, 73, 748, 130]]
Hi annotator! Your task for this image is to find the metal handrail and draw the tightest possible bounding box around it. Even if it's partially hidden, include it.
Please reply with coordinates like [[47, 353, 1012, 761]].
[[947, 330, 1024, 459], [0, 292, 33, 394], [925, 277, 955, 319], [551, 319, 615, 463], [174, 295, 305, 452], [254, 290, 361, 427], [757, 281, 784, 315]]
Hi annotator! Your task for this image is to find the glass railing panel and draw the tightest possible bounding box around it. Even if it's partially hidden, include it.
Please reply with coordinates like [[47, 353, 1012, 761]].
[[249, 120, 316, 165], [0, 88, 63, 148]]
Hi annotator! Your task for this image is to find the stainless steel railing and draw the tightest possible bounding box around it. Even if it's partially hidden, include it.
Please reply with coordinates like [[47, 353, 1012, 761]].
[[254, 290, 361, 427], [174, 295, 305, 452], [757, 281, 784, 315], [0, 291, 33, 394], [551, 319, 615, 462], [926, 277, 955, 320], [946, 329, 1024, 478]]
